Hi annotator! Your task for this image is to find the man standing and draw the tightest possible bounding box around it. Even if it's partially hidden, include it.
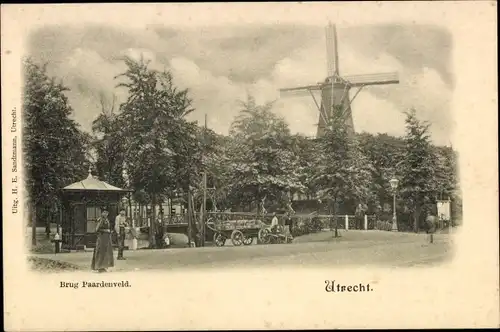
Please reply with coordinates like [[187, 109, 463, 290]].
[[155, 212, 165, 248], [355, 203, 363, 230], [270, 212, 279, 234], [115, 209, 128, 260], [426, 213, 437, 244], [285, 202, 295, 234]]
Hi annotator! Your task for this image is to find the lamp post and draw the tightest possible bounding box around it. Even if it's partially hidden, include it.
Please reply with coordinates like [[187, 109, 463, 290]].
[[389, 178, 399, 232]]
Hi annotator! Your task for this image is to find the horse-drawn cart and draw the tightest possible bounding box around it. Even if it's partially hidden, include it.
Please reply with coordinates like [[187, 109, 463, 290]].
[[258, 224, 293, 244], [208, 219, 265, 247]]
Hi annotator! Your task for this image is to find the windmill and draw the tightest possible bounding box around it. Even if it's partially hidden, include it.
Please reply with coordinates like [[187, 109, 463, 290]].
[[279, 23, 400, 138]]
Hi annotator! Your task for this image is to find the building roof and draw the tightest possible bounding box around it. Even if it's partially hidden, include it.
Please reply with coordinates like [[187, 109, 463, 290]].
[[62, 170, 130, 192]]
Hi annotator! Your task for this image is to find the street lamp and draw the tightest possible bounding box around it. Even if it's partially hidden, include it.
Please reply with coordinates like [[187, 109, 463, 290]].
[[389, 178, 399, 231]]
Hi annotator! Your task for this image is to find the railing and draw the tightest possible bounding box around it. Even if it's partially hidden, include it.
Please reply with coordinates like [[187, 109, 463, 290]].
[[133, 210, 383, 231], [206, 212, 378, 231]]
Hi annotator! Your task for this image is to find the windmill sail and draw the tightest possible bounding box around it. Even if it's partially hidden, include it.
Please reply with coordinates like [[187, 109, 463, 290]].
[[279, 84, 322, 93], [279, 22, 399, 139], [344, 72, 399, 87], [325, 23, 339, 77]]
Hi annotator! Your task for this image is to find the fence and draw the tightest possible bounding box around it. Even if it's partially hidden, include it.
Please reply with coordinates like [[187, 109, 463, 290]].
[[206, 212, 378, 231], [130, 208, 383, 232]]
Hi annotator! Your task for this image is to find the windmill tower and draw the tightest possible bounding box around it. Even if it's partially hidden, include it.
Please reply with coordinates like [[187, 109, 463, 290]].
[[280, 23, 400, 137]]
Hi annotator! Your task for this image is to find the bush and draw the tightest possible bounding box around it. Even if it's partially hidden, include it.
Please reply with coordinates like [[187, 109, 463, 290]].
[[310, 217, 323, 232], [29, 242, 55, 254], [291, 216, 327, 237], [27, 256, 81, 272], [375, 220, 393, 231]]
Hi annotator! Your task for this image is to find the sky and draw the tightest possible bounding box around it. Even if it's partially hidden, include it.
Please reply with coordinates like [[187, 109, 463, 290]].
[[28, 23, 454, 145]]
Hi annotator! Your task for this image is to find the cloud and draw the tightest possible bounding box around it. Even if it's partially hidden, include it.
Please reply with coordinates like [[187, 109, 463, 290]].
[[352, 93, 406, 137], [120, 48, 157, 63], [28, 24, 453, 145], [169, 57, 247, 132], [53, 48, 127, 127]]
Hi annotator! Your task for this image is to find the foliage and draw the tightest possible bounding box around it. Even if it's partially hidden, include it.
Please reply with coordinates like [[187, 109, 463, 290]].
[[132, 189, 150, 205], [357, 132, 405, 212], [91, 93, 127, 187], [225, 95, 305, 210], [23, 58, 90, 233], [27, 256, 81, 272], [375, 220, 393, 231], [291, 216, 325, 237], [114, 56, 201, 246], [399, 109, 439, 232], [290, 134, 321, 199], [312, 105, 373, 236], [29, 241, 58, 254], [201, 132, 233, 210], [433, 145, 459, 199]]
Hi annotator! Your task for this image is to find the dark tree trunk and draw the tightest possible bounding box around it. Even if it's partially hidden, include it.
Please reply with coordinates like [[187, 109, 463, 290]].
[[413, 205, 421, 233], [334, 199, 339, 238], [187, 189, 193, 246], [149, 194, 157, 248], [328, 199, 333, 231], [128, 193, 133, 226], [138, 204, 142, 226], [45, 212, 51, 240], [57, 202, 62, 235], [31, 204, 37, 246], [329, 197, 339, 238]]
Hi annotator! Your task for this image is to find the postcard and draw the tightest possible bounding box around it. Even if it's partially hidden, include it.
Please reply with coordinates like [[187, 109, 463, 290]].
[[2, 2, 498, 330]]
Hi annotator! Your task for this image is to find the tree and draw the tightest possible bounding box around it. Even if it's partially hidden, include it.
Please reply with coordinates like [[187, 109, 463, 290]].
[[290, 134, 321, 200], [312, 105, 373, 237], [203, 133, 233, 210], [399, 109, 438, 232], [91, 93, 127, 187], [357, 132, 405, 214], [115, 56, 200, 247], [23, 58, 90, 244], [226, 95, 305, 212], [433, 145, 458, 200]]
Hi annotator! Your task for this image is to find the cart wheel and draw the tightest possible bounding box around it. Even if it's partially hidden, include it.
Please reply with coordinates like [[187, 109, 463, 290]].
[[214, 233, 226, 247], [231, 230, 244, 246], [258, 228, 270, 244], [243, 236, 253, 246]]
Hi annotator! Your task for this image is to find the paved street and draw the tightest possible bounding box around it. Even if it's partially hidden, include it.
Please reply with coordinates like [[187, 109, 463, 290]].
[[31, 230, 454, 272]]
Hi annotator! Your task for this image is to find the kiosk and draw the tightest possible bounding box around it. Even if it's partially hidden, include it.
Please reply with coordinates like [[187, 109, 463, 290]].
[[60, 170, 131, 250]]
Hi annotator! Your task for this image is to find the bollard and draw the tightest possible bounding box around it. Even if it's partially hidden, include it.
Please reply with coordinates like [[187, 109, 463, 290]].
[[130, 238, 138, 250], [345, 215, 349, 231], [130, 227, 139, 250], [364, 215, 368, 230]]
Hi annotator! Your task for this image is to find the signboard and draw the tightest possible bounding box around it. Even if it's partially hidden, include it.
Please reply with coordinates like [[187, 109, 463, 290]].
[[437, 200, 451, 221]]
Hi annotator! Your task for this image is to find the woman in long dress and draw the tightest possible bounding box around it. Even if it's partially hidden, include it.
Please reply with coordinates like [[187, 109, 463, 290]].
[[91, 209, 114, 272]]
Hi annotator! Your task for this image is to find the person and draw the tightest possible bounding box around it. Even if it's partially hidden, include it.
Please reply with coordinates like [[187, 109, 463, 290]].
[[285, 202, 295, 234], [426, 213, 437, 243], [270, 212, 279, 233], [91, 209, 114, 272], [114, 208, 129, 260], [355, 203, 364, 230], [155, 212, 165, 248]]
